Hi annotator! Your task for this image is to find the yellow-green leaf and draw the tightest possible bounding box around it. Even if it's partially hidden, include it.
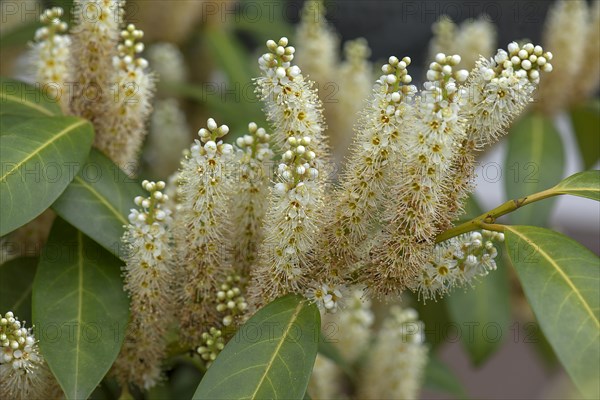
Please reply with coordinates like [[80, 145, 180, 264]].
[[505, 112, 564, 226], [571, 100, 600, 170], [0, 257, 37, 322], [0, 117, 94, 236], [505, 226, 599, 399], [0, 77, 62, 117], [552, 170, 600, 202], [193, 295, 320, 400], [52, 149, 142, 259], [33, 218, 129, 400]]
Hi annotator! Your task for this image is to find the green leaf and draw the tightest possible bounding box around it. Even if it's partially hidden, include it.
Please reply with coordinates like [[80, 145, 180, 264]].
[[52, 149, 142, 259], [552, 170, 600, 202], [505, 113, 564, 226], [446, 261, 510, 365], [0, 22, 41, 49], [0, 116, 94, 236], [571, 100, 600, 169], [204, 25, 254, 90], [0, 257, 38, 322], [0, 114, 27, 132], [505, 226, 600, 399], [193, 295, 320, 400], [32, 218, 129, 400], [0, 77, 62, 117], [424, 356, 468, 398]]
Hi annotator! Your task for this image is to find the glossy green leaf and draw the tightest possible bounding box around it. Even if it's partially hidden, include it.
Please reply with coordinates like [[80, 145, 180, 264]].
[[0, 77, 62, 117], [193, 295, 320, 400], [0, 117, 94, 236], [552, 170, 600, 202], [571, 100, 600, 169], [52, 149, 141, 259], [0, 22, 41, 49], [33, 218, 129, 400], [0, 114, 27, 132], [505, 226, 599, 399], [424, 356, 468, 398], [446, 262, 510, 365], [0, 257, 38, 322], [505, 113, 564, 226]]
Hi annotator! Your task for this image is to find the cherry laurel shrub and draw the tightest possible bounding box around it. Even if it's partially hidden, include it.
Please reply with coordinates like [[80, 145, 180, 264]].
[[0, 1, 599, 399]]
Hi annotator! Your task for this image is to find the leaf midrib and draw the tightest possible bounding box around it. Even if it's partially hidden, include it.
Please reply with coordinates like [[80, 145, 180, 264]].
[[0, 119, 87, 182], [72, 230, 84, 399], [72, 176, 127, 225], [0, 92, 55, 116], [507, 227, 599, 328], [249, 302, 304, 399]]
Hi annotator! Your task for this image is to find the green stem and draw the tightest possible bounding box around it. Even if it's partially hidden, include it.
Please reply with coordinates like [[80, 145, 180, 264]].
[[435, 187, 557, 243]]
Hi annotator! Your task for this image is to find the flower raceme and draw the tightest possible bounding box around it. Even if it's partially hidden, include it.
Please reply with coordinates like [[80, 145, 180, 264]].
[[0, 312, 61, 400], [248, 37, 332, 308], [113, 181, 174, 390]]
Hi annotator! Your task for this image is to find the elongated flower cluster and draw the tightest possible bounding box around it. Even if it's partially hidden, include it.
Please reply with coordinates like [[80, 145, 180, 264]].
[[196, 274, 248, 368], [249, 38, 330, 306], [114, 181, 174, 390], [358, 307, 428, 400], [0, 312, 61, 400], [437, 42, 553, 230], [366, 54, 469, 295], [100, 23, 155, 166], [330, 38, 373, 161], [146, 42, 187, 84], [30, 7, 71, 112], [429, 15, 497, 71], [69, 0, 123, 127], [465, 42, 553, 146], [536, 0, 587, 114], [327, 56, 416, 277], [175, 118, 236, 345], [231, 123, 273, 277], [294, 0, 338, 91], [572, 0, 600, 103], [322, 287, 374, 363], [413, 230, 504, 301], [307, 355, 343, 400], [145, 98, 191, 177], [29, 2, 155, 168], [255, 37, 330, 163]]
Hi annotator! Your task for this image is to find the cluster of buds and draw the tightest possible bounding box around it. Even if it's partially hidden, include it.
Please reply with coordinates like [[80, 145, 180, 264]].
[[117, 24, 148, 69], [215, 275, 248, 327], [194, 118, 234, 160], [274, 136, 319, 196], [381, 56, 415, 98], [235, 123, 272, 162], [492, 42, 553, 84], [0, 312, 59, 399], [196, 327, 225, 367], [35, 7, 68, 41], [259, 38, 299, 80], [130, 180, 170, 225], [0, 312, 37, 368], [423, 53, 468, 108]]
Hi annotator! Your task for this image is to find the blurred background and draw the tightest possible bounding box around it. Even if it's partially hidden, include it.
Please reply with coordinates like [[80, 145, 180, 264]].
[[1, 0, 599, 399]]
